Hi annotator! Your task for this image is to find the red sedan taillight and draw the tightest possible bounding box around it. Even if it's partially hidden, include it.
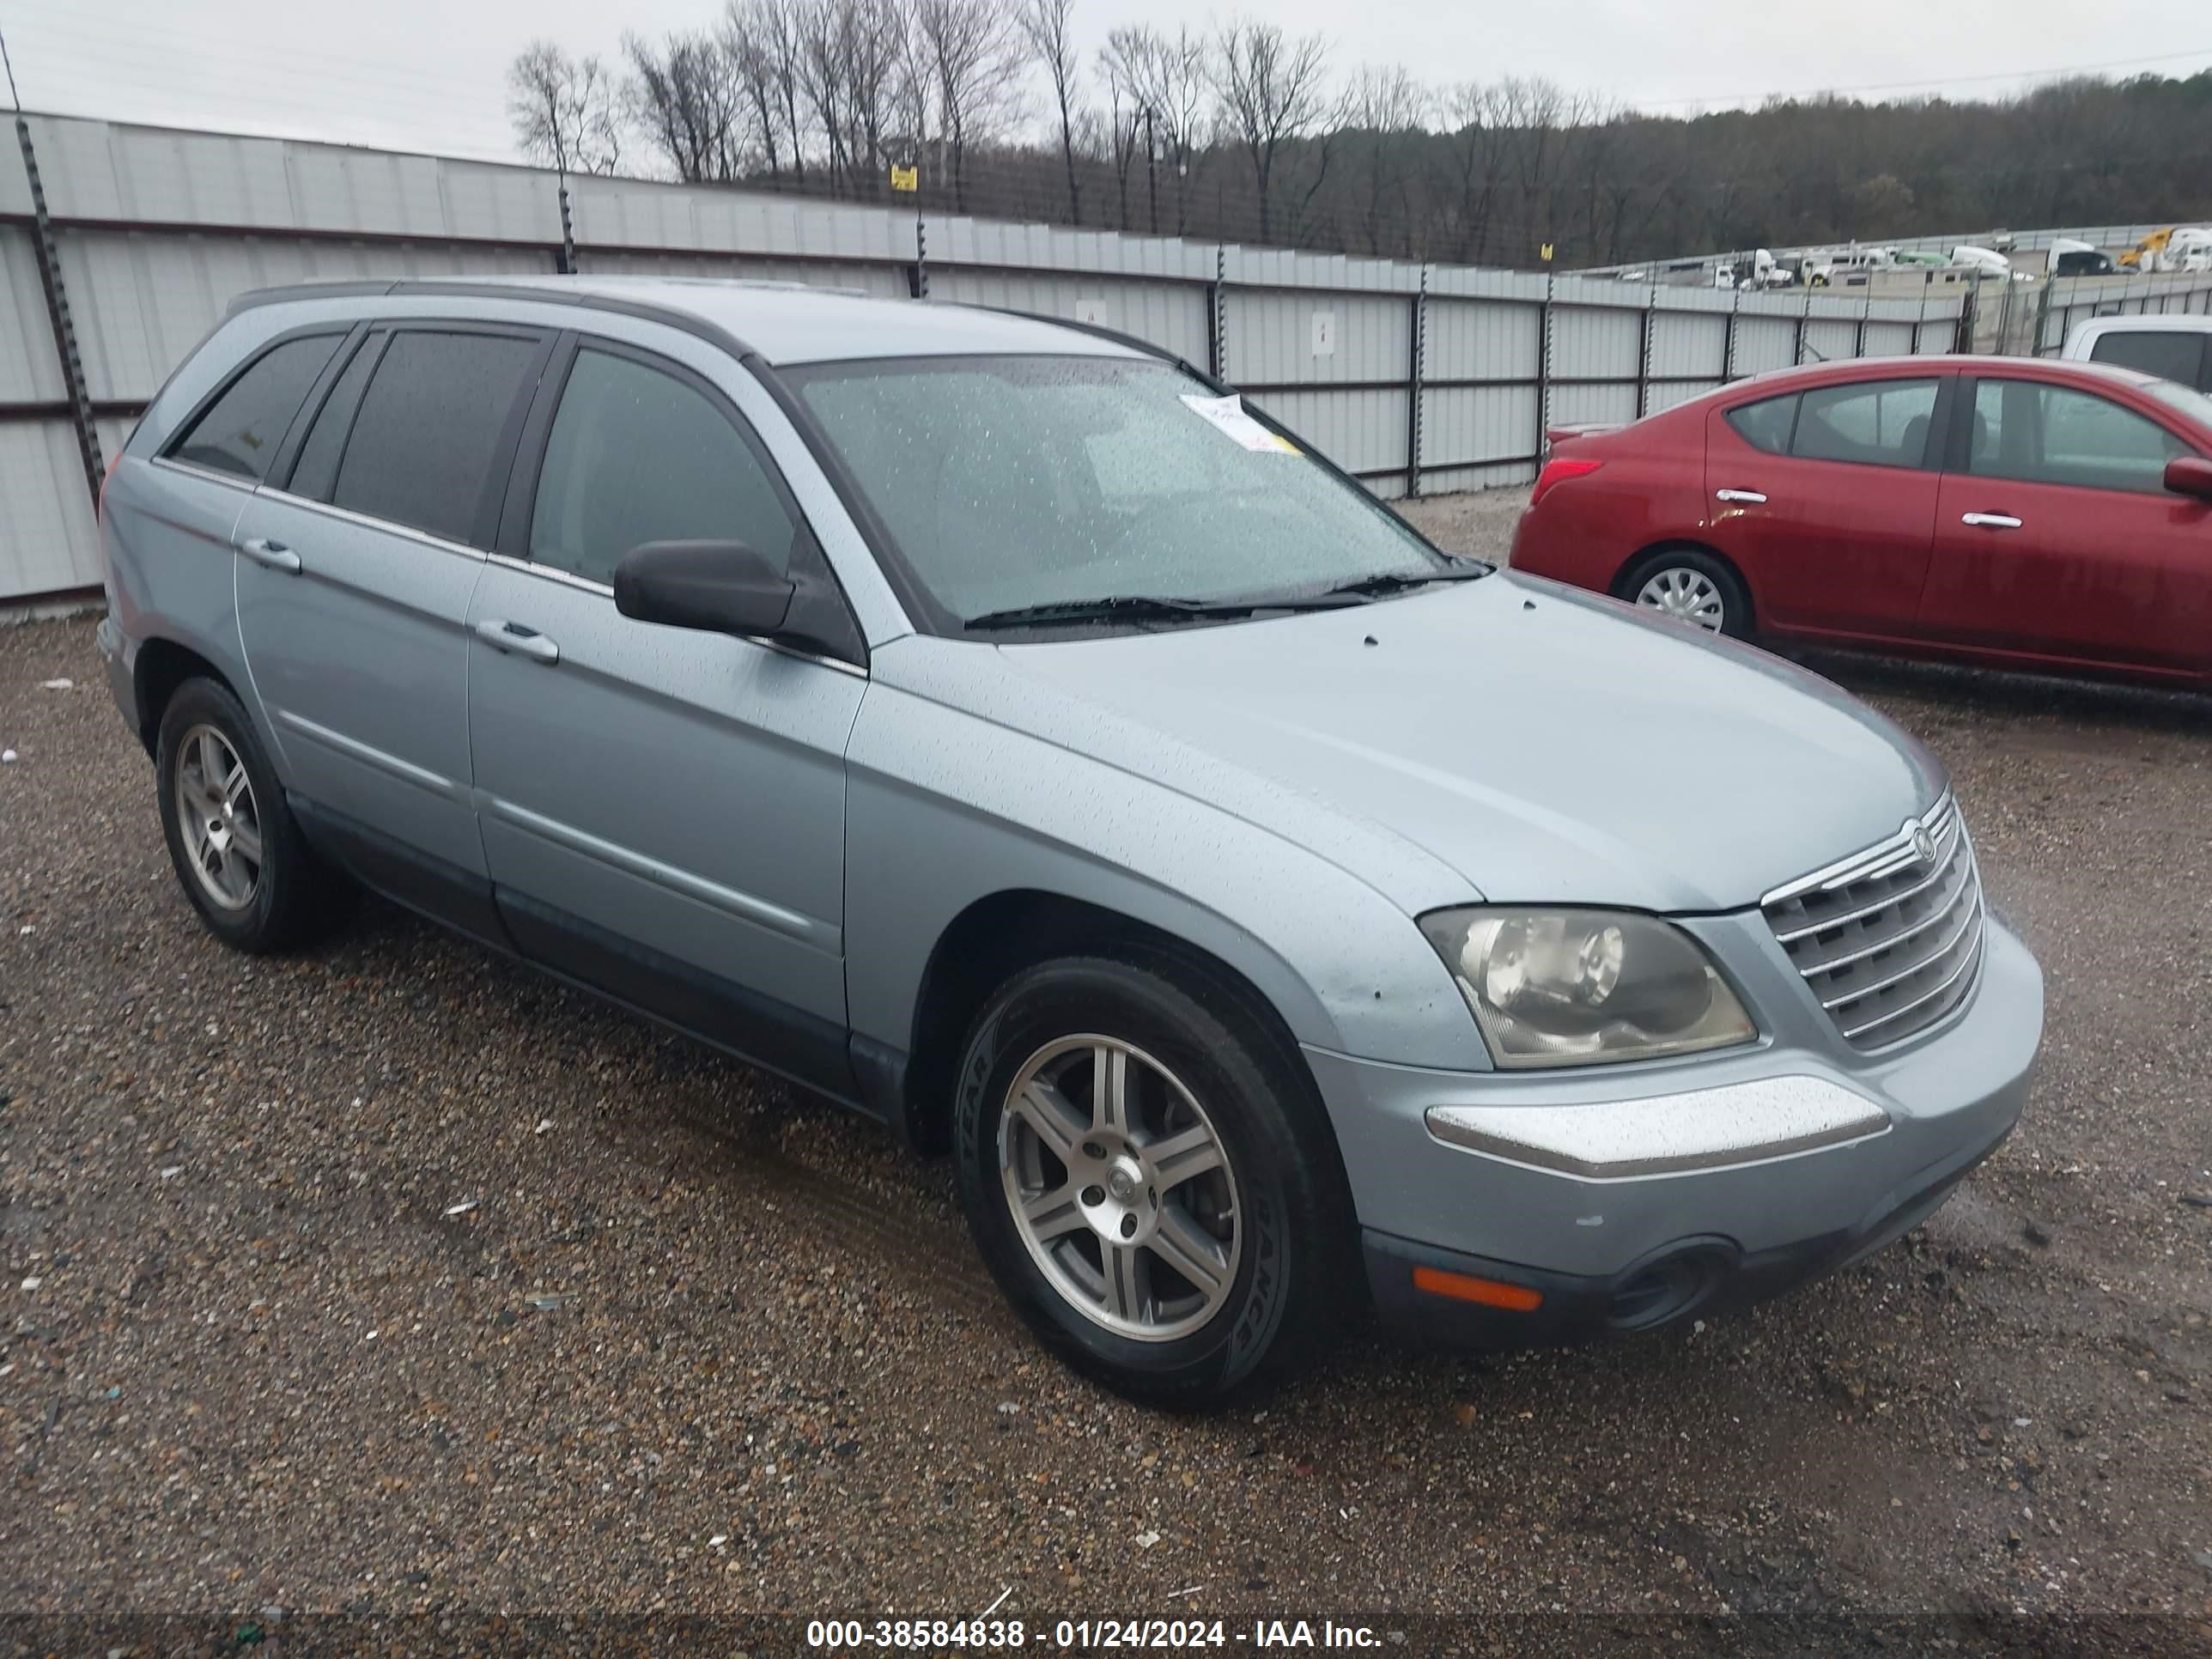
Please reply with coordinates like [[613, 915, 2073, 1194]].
[[1528, 455, 1603, 509]]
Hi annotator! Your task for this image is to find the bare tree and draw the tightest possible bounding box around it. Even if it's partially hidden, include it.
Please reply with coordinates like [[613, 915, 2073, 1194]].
[[507, 41, 623, 177], [724, 0, 808, 181], [1099, 25, 1206, 232], [1019, 0, 1085, 224], [912, 0, 1022, 212], [625, 30, 744, 182], [1344, 64, 1427, 256], [1209, 18, 1335, 243], [1095, 52, 1144, 228], [795, 0, 907, 195]]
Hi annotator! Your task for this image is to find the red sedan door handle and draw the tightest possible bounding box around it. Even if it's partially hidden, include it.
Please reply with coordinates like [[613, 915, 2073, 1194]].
[[1715, 488, 1767, 503], [1960, 512, 2023, 529]]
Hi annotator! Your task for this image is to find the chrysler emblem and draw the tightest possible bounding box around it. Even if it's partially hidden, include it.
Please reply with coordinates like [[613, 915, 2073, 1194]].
[[1909, 821, 1937, 865]]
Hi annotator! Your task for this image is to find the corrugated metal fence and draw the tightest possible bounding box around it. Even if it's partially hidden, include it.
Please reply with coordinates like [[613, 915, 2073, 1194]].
[[2, 112, 1966, 605]]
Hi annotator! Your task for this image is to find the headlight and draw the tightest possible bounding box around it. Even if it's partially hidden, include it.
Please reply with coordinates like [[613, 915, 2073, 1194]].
[[1419, 908, 1757, 1069]]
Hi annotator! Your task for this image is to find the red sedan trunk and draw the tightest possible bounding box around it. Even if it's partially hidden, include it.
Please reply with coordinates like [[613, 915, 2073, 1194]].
[[1507, 355, 2212, 688]]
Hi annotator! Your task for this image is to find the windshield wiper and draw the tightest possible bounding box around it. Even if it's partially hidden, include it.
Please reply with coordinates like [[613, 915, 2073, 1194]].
[[1319, 563, 1492, 601], [963, 592, 1363, 631]]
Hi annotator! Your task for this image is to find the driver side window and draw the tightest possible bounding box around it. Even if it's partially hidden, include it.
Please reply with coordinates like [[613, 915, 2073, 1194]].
[[529, 346, 797, 586]]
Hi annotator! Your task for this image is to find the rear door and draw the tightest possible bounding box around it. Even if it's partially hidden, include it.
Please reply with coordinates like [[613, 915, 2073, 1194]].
[[1920, 374, 2211, 677], [465, 333, 866, 1096], [234, 321, 553, 931], [1702, 371, 1952, 641]]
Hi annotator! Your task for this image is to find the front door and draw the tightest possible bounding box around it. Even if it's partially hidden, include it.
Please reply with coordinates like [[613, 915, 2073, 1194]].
[[465, 337, 866, 1094], [1919, 375, 2211, 678], [234, 324, 552, 928], [1702, 374, 1949, 642]]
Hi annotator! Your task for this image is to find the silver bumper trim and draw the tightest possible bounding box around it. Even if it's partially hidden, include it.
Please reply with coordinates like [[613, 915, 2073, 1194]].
[[1423, 1075, 1893, 1181]]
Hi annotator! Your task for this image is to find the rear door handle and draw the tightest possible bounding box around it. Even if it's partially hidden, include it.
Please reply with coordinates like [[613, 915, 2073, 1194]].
[[1715, 488, 1767, 504], [238, 536, 301, 574], [473, 617, 561, 665], [1960, 512, 2022, 529]]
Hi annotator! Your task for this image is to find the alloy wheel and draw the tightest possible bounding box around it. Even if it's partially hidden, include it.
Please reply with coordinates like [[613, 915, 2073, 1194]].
[[998, 1034, 1242, 1342], [173, 724, 264, 911], [1635, 566, 1727, 631]]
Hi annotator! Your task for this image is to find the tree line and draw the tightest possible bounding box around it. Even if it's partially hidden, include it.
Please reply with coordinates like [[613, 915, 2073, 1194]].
[[507, 9, 2212, 269]]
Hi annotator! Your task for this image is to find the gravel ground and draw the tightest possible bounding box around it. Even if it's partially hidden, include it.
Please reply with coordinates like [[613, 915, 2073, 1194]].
[[3, 489, 2209, 1655]]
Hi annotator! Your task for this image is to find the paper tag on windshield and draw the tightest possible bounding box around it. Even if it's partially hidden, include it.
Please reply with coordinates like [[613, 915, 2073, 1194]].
[[1180, 392, 1299, 454]]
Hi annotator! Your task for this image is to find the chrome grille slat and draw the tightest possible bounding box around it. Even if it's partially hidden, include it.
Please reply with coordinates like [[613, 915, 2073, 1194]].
[[1789, 852, 1977, 975], [1761, 793, 1987, 1051]]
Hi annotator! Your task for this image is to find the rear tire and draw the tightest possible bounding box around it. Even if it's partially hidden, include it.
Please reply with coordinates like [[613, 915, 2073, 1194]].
[[1617, 547, 1753, 641], [951, 954, 1359, 1409], [155, 678, 353, 953]]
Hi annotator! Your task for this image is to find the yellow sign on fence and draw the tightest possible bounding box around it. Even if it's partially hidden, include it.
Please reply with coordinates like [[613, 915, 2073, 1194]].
[[890, 164, 918, 193]]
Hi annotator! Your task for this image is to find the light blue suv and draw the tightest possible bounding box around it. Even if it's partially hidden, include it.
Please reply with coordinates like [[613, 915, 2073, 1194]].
[[97, 277, 2043, 1406]]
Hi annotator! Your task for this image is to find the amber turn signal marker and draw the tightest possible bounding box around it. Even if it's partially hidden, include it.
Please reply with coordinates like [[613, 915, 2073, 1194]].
[[1411, 1266, 1544, 1312]]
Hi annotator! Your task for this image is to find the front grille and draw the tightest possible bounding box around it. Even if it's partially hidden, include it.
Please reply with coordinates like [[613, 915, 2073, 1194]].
[[1761, 794, 1985, 1050]]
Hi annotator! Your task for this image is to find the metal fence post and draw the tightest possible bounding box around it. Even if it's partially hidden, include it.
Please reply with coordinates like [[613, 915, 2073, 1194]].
[[12, 112, 104, 502], [1405, 266, 1426, 499], [2031, 278, 2054, 357], [1636, 282, 1656, 417], [1793, 289, 1810, 364], [1722, 285, 1739, 380], [1208, 246, 1226, 381], [555, 173, 578, 274], [1534, 272, 1555, 465], [1854, 293, 1869, 360], [911, 207, 929, 299]]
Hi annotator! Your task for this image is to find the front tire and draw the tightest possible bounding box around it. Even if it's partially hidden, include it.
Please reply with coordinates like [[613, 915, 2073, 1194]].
[[952, 955, 1359, 1409], [155, 678, 352, 953]]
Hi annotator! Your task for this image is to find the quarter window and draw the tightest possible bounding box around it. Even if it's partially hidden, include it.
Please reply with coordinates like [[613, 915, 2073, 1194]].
[[284, 335, 378, 502], [528, 348, 797, 586], [1790, 378, 1940, 468], [1724, 393, 1797, 455], [1967, 380, 2190, 495], [167, 335, 340, 482], [331, 331, 541, 545]]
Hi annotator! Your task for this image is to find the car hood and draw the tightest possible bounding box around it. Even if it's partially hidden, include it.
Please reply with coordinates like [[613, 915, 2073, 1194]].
[[954, 573, 1943, 915]]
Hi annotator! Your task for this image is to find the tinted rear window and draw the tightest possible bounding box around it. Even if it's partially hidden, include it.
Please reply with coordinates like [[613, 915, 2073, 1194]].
[[285, 335, 379, 502], [168, 335, 340, 481], [331, 331, 540, 545], [1725, 393, 1797, 454], [2087, 330, 2208, 391]]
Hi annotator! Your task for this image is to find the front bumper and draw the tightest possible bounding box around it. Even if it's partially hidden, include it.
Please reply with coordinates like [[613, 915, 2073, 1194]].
[[1310, 915, 2042, 1346]]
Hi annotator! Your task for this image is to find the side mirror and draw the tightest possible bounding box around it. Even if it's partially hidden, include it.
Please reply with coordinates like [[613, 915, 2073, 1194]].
[[613, 540, 793, 636], [2164, 455, 2212, 503]]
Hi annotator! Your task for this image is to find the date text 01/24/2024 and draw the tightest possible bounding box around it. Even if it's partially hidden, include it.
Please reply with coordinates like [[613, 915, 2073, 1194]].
[[805, 1619, 1389, 1650]]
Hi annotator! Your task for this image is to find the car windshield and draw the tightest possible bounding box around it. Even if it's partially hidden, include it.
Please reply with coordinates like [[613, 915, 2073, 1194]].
[[788, 354, 1468, 629]]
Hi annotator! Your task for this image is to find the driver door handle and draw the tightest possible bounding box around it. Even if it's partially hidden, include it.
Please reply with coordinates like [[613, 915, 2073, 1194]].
[[238, 536, 301, 574], [1960, 512, 2022, 529], [1715, 488, 1767, 504], [473, 617, 561, 665]]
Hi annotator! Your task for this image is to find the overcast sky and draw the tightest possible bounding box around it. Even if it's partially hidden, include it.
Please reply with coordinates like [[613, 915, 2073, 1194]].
[[3, 0, 2207, 166]]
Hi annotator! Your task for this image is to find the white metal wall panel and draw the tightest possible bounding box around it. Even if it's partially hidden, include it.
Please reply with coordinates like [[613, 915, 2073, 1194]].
[[1547, 304, 1641, 385], [1422, 385, 1540, 469], [1420, 458, 1539, 495], [1802, 318, 1858, 361], [0, 421, 103, 596], [1247, 386, 1407, 479], [58, 229, 551, 404], [1226, 289, 1408, 388], [579, 247, 909, 300], [1916, 319, 1959, 354], [1546, 382, 1638, 428], [1646, 380, 1723, 415], [1863, 320, 1917, 356], [1425, 299, 1541, 384], [2, 228, 65, 404], [925, 270, 1207, 363], [1650, 311, 1726, 380]]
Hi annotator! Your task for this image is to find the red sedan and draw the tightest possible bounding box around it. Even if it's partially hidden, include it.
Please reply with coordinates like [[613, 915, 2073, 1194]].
[[1507, 355, 2212, 687]]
